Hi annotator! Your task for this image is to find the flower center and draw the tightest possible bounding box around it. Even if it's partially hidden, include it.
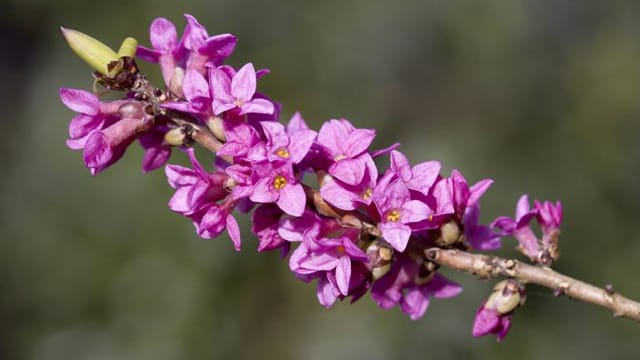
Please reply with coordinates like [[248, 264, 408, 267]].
[[276, 147, 290, 159], [386, 210, 400, 222], [336, 245, 345, 254], [361, 188, 372, 200], [273, 175, 287, 190]]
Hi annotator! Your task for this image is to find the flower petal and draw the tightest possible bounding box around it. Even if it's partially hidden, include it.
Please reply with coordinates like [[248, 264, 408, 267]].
[[287, 129, 317, 164], [277, 183, 306, 217], [149, 17, 177, 52], [232, 63, 257, 102], [226, 214, 241, 251], [335, 256, 351, 296], [60, 88, 99, 115], [343, 128, 375, 158], [329, 158, 366, 186], [317, 276, 339, 308], [240, 98, 274, 115], [379, 222, 411, 252]]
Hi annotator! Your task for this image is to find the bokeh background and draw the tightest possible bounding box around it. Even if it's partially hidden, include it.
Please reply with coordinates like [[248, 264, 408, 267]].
[[3, 1, 640, 359]]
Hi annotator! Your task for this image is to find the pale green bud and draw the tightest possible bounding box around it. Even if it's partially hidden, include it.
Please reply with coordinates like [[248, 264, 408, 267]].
[[60, 27, 119, 76], [117, 37, 138, 59], [164, 128, 187, 146]]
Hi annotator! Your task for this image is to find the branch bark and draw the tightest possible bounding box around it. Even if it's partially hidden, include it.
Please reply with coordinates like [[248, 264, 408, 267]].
[[425, 248, 640, 323]]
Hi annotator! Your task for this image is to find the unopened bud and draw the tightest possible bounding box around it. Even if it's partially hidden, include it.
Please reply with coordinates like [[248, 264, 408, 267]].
[[61, 27, 119, 76], [169, 67, 185, 97], [372, 263, 391, 280], [436, 221, 461, 246], [118, 102, 145, 118], [486, 280, 526, 315], [164, 128, 187, 146], [117, 37, 138, 58], [366, 240, 394, 280], [205, 116, 226, 141]]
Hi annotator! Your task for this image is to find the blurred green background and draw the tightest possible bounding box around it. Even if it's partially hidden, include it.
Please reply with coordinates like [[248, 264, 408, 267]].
[[2, 0, 640, 359]]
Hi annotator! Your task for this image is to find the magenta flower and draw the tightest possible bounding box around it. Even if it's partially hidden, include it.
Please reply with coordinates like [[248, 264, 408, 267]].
[[190, 201, 241, 250], [210, 63, 275, 116], [138, 127, 172, 173], [317, 119, 376, 186], [371, 254, 462, 320], [424, 170, 499, 250], [217, 122, 262, 161], [472, 280, 525, 341], [373, 173, 432, 252], [289, 230, 367, 307], [472, 303, 512, 341], [60, 88, 116, 149], [492, 195, 539, 258], [493, 195, 562, 263], [389, 150, 441, 196], [137, 15, 236, 86], [161, 69, 212, 115], [260, 120, 317, 164], [251, 204, 290, 255], [248, 161, 306, 217], [320, 154, 378, 211], [165, 148, 242, 249], [165, 149, 228, 215], [83, 116, 151, 175], [534, 199, 562, 247]]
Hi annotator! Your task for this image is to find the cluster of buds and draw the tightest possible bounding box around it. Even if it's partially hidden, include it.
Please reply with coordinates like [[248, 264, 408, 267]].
[[59, 14, 563, 341]]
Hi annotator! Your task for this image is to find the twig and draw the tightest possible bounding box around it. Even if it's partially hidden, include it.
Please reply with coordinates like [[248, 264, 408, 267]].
[[425, 248, 640, 323]]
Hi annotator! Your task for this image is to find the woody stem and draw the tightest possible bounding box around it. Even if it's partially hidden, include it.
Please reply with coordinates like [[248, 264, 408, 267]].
[[425, 248, 640, 323]]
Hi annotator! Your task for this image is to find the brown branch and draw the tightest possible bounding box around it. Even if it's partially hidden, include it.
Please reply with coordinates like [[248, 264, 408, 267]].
[[425, 248, 640, 323]]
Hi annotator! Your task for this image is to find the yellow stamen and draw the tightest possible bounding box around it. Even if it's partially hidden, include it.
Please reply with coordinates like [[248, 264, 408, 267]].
[[361, 188, 372, 200], [273, 175, 287, 190], [276, 147, 290, 159], [386, 210, 400, 222]]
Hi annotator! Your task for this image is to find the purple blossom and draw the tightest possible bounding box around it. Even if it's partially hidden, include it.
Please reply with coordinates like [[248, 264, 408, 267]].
[[138, 127, 172, 173], [165, 149, 228, 215], [492, 195, 539, 259], [317, 119, 376, 186], [83, 116, 151, 175], [373, 173, 432, 252], [248, 161, 306, 217], [289, 230, 368, 307], [426, 170, 500, 250], [251, 204, 290, 255], [217, 122, 262, 161], [534, 199, 562, 249], [60, 88, 116, 149], [210, 63, 275, 116], [260, 120, 317, 165], [472, 303, 512, 341], [389, 150, 441, 196], [320, 154, 378, 211], [472, 279, 525, 341], [493, 195, 562, 263], [165, 149, 241, 249], [161, 69, 213, 115], [371, 254, 462, 320], [137, 15, 236, 86]]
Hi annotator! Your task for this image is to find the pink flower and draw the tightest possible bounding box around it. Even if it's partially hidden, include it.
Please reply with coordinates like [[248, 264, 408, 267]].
[[210, 63, 275, 116]]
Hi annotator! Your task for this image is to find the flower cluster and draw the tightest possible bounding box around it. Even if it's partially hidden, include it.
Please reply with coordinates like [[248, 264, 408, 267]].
[[59, 14, 563, 341]]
